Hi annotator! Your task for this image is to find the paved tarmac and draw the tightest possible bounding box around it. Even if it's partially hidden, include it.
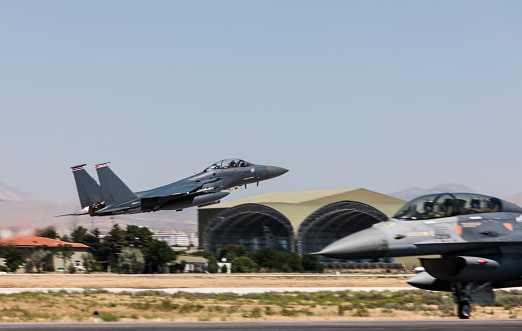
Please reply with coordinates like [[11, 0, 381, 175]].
[[0, 320, 521, 331]]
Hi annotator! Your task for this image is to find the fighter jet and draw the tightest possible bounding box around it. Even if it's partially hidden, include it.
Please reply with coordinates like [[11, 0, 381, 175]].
[[68, 159, 288, 217], [314, 192, 522, 319]]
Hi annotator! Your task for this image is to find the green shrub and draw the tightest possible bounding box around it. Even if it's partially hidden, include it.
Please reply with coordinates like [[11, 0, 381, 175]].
[[24, 261, 33, 273], [250, 307, 262, 318], [158, 298, 179, 311], [265, 306, 277, 315], [280, 308, 296, 316], [179, 303, 204, 313], [99, 311, 120, 322], [68, 264, 76, 274], [353, 307, 370, 317]]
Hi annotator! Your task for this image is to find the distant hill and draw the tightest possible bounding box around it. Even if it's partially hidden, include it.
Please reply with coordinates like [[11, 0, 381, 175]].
[[0, 181, 41, 202], [387, 182, 478, 201]]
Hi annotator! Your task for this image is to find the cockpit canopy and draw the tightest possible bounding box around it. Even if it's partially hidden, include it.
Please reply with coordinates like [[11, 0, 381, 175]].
[[204, 159, 253, 172], [393, 193, 522, 221]]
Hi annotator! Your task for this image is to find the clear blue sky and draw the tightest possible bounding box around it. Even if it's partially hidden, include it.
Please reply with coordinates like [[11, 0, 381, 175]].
[[1, 1, 521, 201]]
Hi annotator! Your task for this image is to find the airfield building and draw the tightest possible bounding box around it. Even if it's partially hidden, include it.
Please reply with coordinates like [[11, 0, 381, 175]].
[[198, 188, 405, 260], [0, 236, 90, 271]]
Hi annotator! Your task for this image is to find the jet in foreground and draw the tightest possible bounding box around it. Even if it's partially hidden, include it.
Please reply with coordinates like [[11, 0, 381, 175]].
[[68, 159, 288, 217], [315, 192, 522, 319]]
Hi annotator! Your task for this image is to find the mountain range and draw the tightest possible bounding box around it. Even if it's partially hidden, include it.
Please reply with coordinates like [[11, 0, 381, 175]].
[[0, 182, 41, 202]]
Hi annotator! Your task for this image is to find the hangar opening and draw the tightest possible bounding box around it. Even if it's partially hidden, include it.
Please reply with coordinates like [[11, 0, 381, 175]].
[[297, 201, 389, 261], [203, 203, 293, 254]]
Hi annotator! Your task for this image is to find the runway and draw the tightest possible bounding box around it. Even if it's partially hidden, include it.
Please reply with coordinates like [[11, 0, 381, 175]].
[[0, 320, 521, 331]]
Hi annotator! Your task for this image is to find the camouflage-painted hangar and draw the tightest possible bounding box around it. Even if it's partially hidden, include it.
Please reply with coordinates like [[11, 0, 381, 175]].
[[198, 189, 405, 259]]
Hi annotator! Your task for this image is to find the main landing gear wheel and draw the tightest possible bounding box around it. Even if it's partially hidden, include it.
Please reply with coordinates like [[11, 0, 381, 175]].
[[458, 302, 471, 319]]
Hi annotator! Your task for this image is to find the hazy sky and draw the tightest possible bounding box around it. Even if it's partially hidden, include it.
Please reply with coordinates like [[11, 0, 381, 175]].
[[1, 1, 521, 202]]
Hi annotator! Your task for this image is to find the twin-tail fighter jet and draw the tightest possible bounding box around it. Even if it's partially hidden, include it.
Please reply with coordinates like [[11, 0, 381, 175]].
[[314, 192, 522, 319], [68, 159, 288, 217]]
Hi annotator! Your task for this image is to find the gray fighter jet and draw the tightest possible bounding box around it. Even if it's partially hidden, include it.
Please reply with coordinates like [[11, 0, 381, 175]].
[[68, 159, 287, 217], [314, 192, 522, 319]]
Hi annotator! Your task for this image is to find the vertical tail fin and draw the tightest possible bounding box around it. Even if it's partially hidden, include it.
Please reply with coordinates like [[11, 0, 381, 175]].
[[95, 163, 137, 205], [263, 225, 286, 251], [70, 164, 103, 209]]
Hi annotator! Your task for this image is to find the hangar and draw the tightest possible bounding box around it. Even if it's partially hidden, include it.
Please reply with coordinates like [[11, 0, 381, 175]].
[[199, 189, 405, 260]]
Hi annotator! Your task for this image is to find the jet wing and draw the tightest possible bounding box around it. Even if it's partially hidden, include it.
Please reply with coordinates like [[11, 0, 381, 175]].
[[138, 182, 203, 199]]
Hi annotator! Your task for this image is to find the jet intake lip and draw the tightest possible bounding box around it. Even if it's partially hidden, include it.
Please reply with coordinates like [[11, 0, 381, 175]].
[[314, 227, 388, 260]]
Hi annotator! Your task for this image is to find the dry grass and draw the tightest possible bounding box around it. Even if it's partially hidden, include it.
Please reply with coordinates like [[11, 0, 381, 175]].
[[0, 274, 409, 289], [0, 290, 519, 322], [1, 275, 519, 322]]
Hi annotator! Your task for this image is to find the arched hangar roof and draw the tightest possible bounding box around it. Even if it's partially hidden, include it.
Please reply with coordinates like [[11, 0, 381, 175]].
[[198, 188, 405, 254]]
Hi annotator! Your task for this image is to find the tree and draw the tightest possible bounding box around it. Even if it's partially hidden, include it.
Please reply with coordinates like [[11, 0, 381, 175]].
[[253, 248, 277, 270], [24, 260, 33, 273], [71, 226, 104, 269], [302, 254, 324, 273], [125, 225, 153, 248], [143, 239, 178, 273], [70, 226, 90, 243], [28, 248, 50, 273], [81, 252, 99, 273], [4, 245, 26, 273], [275, 252, 303, 272], [35, 226, 58, 239], [179, 260, 187, 273], [103, 224, 127, 271], [207, 254, 218, 273], [220, 264, 228, 273], [218, 244, 247, 261], [120, 247, 145, 274], [231, 256, 256, 273], [55, 244, 74, 273]]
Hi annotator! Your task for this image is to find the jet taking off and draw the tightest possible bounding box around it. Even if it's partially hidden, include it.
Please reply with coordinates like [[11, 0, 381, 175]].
[[69, 159, 288, 217], [314, 192, 522, 319]]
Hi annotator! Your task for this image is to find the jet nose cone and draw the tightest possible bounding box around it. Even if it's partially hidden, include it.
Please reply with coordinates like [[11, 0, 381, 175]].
[[266, 166, 289, 179], [314, 227, 388, 260]]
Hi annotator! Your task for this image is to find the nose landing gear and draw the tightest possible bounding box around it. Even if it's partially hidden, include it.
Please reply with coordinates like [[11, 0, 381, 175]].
[[458, 301, 471, 319], [452, 282, 493, 319]]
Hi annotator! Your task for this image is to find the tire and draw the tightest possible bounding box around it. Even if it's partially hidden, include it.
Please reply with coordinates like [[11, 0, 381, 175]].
[[458, 302, 471, 319]]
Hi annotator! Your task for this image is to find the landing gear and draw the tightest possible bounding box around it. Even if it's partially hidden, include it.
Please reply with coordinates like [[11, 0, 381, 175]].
[[451, 282, 494, 319], [458, 301, 470, 319]]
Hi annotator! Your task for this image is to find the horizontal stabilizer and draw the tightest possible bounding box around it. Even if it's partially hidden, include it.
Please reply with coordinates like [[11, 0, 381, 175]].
[[70, 164, 102, 209], [95, 163, 137, 205]]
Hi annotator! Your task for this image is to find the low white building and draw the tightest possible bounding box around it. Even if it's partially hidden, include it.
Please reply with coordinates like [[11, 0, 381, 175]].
[[152, 229, 190, 246], [189, 231, 199, 246]]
